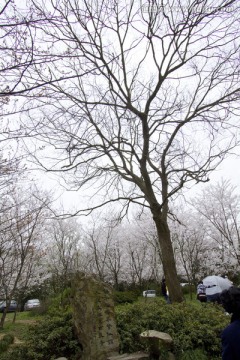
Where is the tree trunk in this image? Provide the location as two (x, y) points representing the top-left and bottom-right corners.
(12, 311), (17, 324)
(0, 310), (7, 329)
(154, 216), (184, 303)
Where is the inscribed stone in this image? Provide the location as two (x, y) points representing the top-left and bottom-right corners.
(71, 273), (120, 360)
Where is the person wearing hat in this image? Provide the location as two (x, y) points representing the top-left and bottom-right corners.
(220, 286), (240, 360)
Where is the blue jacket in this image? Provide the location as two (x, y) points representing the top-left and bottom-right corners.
(221, 319), (240, 360)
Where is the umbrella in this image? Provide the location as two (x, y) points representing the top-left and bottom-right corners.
(203, 275), (232, 295)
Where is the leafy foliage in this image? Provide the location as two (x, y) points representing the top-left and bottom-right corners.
(1, 313), (81, 360)
(45, 289), (72, 317)
(115, 298), (229, 359)
(0, 333), (14, 354)
(178, 348), (208, 360)
(0, 295), (230, 360)
(113, 290), (139, 304)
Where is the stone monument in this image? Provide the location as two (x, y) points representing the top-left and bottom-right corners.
(71, 272), (120, 360)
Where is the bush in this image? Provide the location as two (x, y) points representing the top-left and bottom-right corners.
(27, 304), (48, 317)
(1, 334), (14, 345)
(115, 298), (228, 359)
(0, 295), (228, 360)
(0, 345), (29, 360)
(178, 348), (208, 360)
(113, 290), (139, 304)
(46, 288), (72, 317)
(0, 313), (82, 360)
(181, 285), (192, 295)
(0, 333), (14, 354)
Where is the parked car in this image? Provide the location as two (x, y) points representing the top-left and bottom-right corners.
(143, 290), (156, 298)
(24, 299), (40, 311)
(0, 300), (17, 313)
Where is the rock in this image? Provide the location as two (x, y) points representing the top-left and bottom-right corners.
(71, 272), (120, 360)
(140, 330), (175, 359)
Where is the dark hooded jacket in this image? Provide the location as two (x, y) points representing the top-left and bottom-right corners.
(220, 287), (240, 360)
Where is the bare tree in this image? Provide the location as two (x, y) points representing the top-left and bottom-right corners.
(104, 233), (124, 289)
(127, 237), (152, 287)
(0, 185), (51, 328)
(125, 214), (163, 286)
(0, 119), (23, 195)
(82, 214), (162, 288)
(171, 213), (211, 285)
(8, 0), (240, 301)
(84, 215), (116, 282)
(46, 217), (83, 293)
(192, 180), (240, 274)
(0, 0), (49, 98)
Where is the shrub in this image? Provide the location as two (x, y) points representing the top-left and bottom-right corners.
(27, 304), (48, 317)
(0, 295), (228, 360)
(113, 290), (139, 304)
(1, 334), (14, 345)
(0, 313), (82, 360)
(0, 345), (29, 360)
(115, 298), (228, 359)
(0, 333), (14, 354)
(0, 341), (9, 354)
(181, 285), (192, 295)
(46, 288), (72, 317)
(178, 348), (208, 360)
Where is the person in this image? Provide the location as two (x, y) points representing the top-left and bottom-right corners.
(161, 277), (170, 304)
(219, 286), (240, 360)
(197, 281), (207, 303)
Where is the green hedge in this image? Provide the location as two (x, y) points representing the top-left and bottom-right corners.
(0, 313), (81, 360)
(115, 298), (229, 359)
(1, 297), (230, 360)
(0, 334), (14, 354)
(113, 290), (139, 304)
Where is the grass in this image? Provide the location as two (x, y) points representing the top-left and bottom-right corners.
(0, 311), (43, 342)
